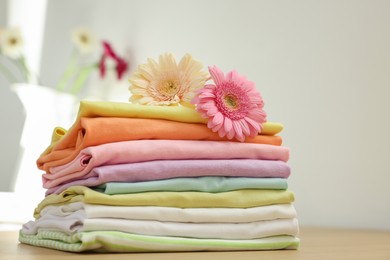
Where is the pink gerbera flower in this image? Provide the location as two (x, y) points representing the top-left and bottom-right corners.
(192, 65), (267, 142)
(99, 41), (129, 80)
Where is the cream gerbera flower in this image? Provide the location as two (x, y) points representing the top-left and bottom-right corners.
(0, 27), (24, 58)
(129, 53), (209, 106)
(71, 27), (97, 54)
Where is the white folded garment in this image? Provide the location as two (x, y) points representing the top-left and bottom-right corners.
(39, 202), (297, 223)
(23, 214), (299, 239)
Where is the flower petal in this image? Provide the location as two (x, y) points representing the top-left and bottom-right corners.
(200, 101), (216, 111)
(238, 119), (250, 136)
(226, 69), (238, 82)
(199, 92), (215, 99)
(203, 84), (216, 90)
(224, 117), (233, 133)
(137, 64), (155, 80)
(206, 106), (219, 116)
(211, 112), (224, 127)
(244, 117), (261, 136)
(159, 53), (177, 71)
(212, 122), (223, 132)
(209, 116), (223, 132)
(208, 65), (225, 86)
(232, 120), (244, 142)
(129, 78), (150, 89)
(217, 125), (227, 138)
(130, 87), (148, 96)
(247, 108), (267, 123)
(226, 127), (235, 140)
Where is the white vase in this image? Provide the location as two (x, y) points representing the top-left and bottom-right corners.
(10, 83), (77, 194)
(0, 84), (25, 192)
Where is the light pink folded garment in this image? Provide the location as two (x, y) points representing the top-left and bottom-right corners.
(45, 159), (291, 195)
(46, 140), (290, 181)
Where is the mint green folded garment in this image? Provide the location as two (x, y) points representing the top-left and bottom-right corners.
(95, 177), (288, 195)
(19, 230), (299, 252)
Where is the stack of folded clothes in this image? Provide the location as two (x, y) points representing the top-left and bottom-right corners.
(19, 53), (299, 252)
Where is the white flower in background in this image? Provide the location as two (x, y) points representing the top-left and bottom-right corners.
(0, 27), (24, 58)
(71, 27), (97, 54)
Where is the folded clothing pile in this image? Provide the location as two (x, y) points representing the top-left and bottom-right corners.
(18, 101), (299, 252)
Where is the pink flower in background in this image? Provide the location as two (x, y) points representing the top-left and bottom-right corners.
(99, 41), (128, 80)
(192, 65), (267, 142)
(102, 41), (117, 58)
(99, 54), (107, 78)
(114, 56), (128, 79)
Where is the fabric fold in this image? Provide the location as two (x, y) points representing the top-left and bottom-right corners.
(48, 139), (290, 177)
(23, 214), (299, 239)
(74, 101), (284, 136)
(94, 177), (288, 194)
(19, 230), (300, 252)
(44, 159), (291, 194)
(38, 117), (283, 173)
(39, 202), (297, 223)
(35, 186), (295, 218)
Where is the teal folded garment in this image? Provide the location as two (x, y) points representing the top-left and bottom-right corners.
(94, 177), (288, 194)
(19, 230), (299, 252)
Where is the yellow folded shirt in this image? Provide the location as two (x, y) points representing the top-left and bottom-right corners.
(34, 186), (295, 218)
(77, 101), (283, 135)
(53, 101), (281, 140)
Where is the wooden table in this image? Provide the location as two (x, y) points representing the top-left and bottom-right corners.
(1, 227), (389, 259)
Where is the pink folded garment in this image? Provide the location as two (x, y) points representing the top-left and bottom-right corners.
(45, 159), (291, 195)
(47, 140), (290, 180)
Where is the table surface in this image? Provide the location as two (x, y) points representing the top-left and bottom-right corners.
(1, 227), (390, 260)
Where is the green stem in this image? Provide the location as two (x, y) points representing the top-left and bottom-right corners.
(8, 57), (25, 80)
(0, 61), (19, 83)
(19, 55), (33, 83)
(70, 64), (97, 95)
(56, 49), (78, 92)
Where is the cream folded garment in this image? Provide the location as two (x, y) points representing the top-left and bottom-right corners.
(44, 159), (291, 194)
(23, 213), (299, 239)
(39, 202), (297, 223)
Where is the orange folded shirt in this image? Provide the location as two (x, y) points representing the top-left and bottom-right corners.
(37, 117), (282, 173)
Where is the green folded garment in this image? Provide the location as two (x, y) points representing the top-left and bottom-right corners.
(95, 177), (288, 194)
(19, 230), (299, 252)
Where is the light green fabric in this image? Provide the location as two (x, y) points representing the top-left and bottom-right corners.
(34, 186), (295, 218)
(19, 230), (299, 252)
(95, 177), (288, 195)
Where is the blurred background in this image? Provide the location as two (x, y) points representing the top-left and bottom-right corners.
(0, 0), (389, 231)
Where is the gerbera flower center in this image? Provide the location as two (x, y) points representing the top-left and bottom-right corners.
(223, 94), (238, 109)
(80, 34), (89, 44)
(158, 80), (179, 97)
(215, 81), (251, 120)
(9, 37), (18, 46)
